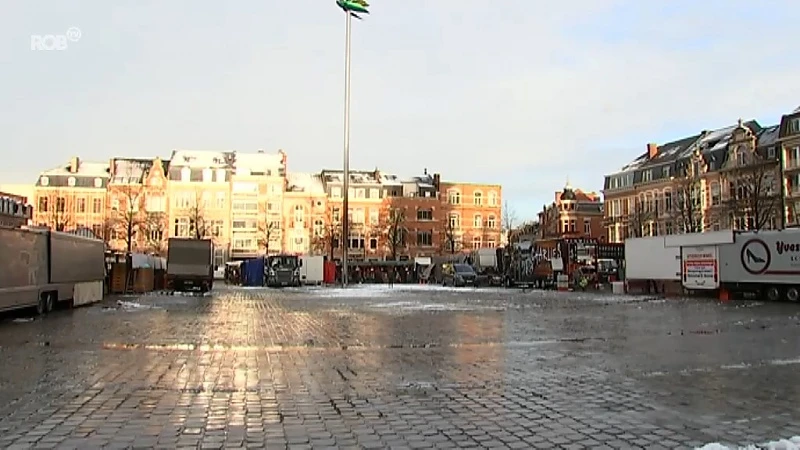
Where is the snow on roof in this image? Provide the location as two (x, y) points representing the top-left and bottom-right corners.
(286, 172), (325, 194)
(758, 125), (780, 147)
(170, 150), (231, 168)
(41, 161), (109, 178)
(235, 152), (283, 172)
(321, 169), (401, 186)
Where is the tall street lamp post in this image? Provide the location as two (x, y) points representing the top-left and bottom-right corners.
(334, 0), (369, 287)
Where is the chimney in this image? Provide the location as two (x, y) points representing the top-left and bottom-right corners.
(69, 156), (80, 174)
(373, 167), (381, 180)
(647, 143), (658, 159)
(423, 168), (428, 175)
(433, 173), (441, 192)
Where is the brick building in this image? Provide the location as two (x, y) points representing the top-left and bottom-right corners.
(440, 181), (502, 252)
(602, 118), (782, 243)
(384, 171), (442, 259)
(538, 182), (604, 240)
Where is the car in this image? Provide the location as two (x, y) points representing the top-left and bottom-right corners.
(442, 263), (478, 287)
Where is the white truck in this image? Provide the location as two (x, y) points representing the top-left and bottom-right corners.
(299, 255), (324, 285)
(675, 229), (800, 302)
(0, 226), (106, 314)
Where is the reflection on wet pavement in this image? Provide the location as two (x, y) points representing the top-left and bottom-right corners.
(0, 285), (798, 448)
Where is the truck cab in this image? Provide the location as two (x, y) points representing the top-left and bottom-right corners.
(265, 254), (302, 287)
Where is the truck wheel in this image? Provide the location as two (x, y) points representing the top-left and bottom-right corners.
(36, 294), (52, 316)
(765, 287), (781, 302)
(45, 294), (54, 313)
(786, 287), (800, 302)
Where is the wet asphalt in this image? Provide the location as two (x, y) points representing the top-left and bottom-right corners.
(0, 284), (798, 449)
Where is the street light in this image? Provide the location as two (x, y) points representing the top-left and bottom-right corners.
(335, 0), (369, 287)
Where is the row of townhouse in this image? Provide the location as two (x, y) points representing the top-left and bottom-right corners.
(25, 150), (503, 264)
(602, 106), (800, 242)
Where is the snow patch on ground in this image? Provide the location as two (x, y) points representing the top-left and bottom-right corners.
(304, 284), (504, 298)
(697, 436), (800, 449)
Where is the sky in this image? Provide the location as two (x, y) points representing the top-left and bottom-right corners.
(2, 0), (800, 221)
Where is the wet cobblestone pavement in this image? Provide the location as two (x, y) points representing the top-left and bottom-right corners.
(1, 285), (799, 449)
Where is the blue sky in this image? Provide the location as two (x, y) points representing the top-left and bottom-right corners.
(2, 0), (800, 221)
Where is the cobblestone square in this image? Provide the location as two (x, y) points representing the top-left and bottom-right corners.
(0, 285), (799, 449)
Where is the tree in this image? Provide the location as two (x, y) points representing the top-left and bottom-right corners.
(257, 200), (280, 255)
(142, 213), (167, 255)
(47, 190), (72, 232)
(440, 214), (458, 254)
(626, 197), (653, 238)
(383, 206), (406, 260)
(502, 201), (518, 245)
(721, 156), (780, 231)
(312, 211), (339, 260)
(188, 191), (209, 239)
(110, 182), (143, 254)
(670, 168), (704, 234)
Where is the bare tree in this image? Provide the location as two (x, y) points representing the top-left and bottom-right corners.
(259, 220), (279, 255)
(383, 206), (407, 260)
(311, 210), (339, 260)
(502, 201), (518, 245)
(670, 169), (703, 234)
(626, 197), (653, 238)
(110, 182), (143, 254)
(722, 156), (780, 231)
(47, 189), (72, 232)
(188, 192), (209, 239)
(440, 214), (458, 254)
(142, 213), (167, 255)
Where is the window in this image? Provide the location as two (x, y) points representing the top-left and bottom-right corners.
(473, 214), (483, 228)
(68, 177), (76, 187)
(92, 224), (103, 239)
(56, 197), (66, 213)
(202, 169), (213, 183)
(642, 170), (652, 182)
(448, 190), (461, 205)
(369, 188), (379, 199)
(736, 151), (746, 166)
(76, 198), (86, 213)
(767, 146), (776, 159)
(662, 166), (671, 178)
(369, 208), (379, 225)
(355, 188), (365, 199)
(417, 209), (433, 221)
(369, 238), (378, 250)
(348, 236), (365, 249)
(488, 191), (498, 206)
(40, 176), (49, 186)
(173, 218), (190, 237)
(180, 167), (191, 182)
(313, 219), (324, 237)
(664, 191), (672, 212)
(711, 182), (720, 206)
(201, 191), (211, 209)
(294, 205), (304, 224)
(472, 236), (482, 249)
(473, 191), (483, 206)
(94, 178), (102, 188)
(487, 215), (496, 228)
(562, 220), (569, 234)
(331, 187), (342, 198)
(569, 219), (576, 233)
(417, 231), (433, 247)
(332, 207), (341, 223)
(216, 169), (226, 183)
(449, 214), (460, 228)
(38, 197), (48, 212)
(232, 200), (258, 213)
(584, 219), (591, 234)
(216, 192), (226, 209)
(790, 118), (800, 134)
(353, 208), (365, 224)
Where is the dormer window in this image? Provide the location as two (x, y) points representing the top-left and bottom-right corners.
(40, 176), (49, 186)
(642, 170), (652, 182)
(94, 178), (102, 188)
(67, 177), (76, 187)
(180, 167), (191, 182)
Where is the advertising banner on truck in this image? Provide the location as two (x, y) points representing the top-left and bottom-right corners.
(682, 245), (719, 290)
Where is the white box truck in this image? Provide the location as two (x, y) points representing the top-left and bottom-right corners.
(299, 255), (324, 285)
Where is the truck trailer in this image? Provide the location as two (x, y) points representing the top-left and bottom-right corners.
(677, 229), (800, 302)
(0, 226), (106, 314)
(166, 238), (214, 292)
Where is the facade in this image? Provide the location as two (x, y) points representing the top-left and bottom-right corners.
(779, 107), (800, 226)
(385, 171), (442, 259)
(283, 172), (328, 255)
(440, 181), (502, 251)
(228, 151), (286, 258)
(0, 191), (32, 228)
(603, 119), (782, 243)
(319, 169), (402, 261)
(538, 182), (604, 240)
(106, 157), (170, 254)
(33, 157), (109, 236)
(166, 150), (232, 267)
